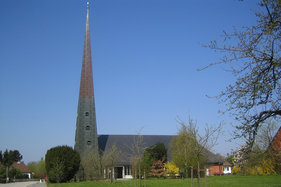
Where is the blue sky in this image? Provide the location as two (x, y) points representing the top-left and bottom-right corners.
(0, 0), (259, 163)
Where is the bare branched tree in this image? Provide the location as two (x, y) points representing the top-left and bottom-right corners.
(128, 129), (144, 187)
(102, 144), (120, 183)
(201, 0), (281, 151)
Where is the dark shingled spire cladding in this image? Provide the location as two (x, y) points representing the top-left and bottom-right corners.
(75, 2), (98, 156)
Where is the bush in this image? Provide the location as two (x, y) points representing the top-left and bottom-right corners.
(45, 145), (80, 183)
(164, 162), (179, 177)
(232, 166), (240, 174)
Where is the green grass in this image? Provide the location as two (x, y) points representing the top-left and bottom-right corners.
(47, 175), (281, 187)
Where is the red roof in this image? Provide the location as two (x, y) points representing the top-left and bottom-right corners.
(12, 162), (31, 173)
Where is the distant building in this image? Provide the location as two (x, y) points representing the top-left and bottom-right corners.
(12, 162), (32, 179)
(223, 161), (232, 175)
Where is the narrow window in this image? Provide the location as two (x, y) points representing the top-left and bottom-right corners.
(87, 141), (91, 145)
(85, 112), (89, 116)
(86, 126), (90, 130)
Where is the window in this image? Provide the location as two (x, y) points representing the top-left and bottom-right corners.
(86, 126), (90, 130)
(125, 166), (131, 175)
(87, 141), (91, 145)
(85, 112), (89, 116)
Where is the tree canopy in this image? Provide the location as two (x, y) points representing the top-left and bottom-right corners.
(203, 0), (281, 150)
(1, 150), (22, 167)
(45, 145), (80, 183)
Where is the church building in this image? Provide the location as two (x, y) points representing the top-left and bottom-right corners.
(74, 2), (223, 179)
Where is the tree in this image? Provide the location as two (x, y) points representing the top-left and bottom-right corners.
(230, 119), (279, 174)
(255, 119), (279, 150)
(0, 151), (2, 163)
(27, 159), (46, 179)
(0, 163), (5, 180)
(202, 0), (281, 151)
(145, 143), (167, 162)
(141, 142), (167, 176)
(171, 118), (222, 187)
(45, 145), (80, 183)
(171, 123), (197, 178)
(0, 149), (23, 182)
(80, 151), (102, 181)
(129, 132), (144, 187)
(149, 160), (165, 178)
(102, 144), (120, 182)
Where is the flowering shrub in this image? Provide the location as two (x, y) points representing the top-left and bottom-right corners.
(232, 166), (240, 174)
(164, 162), (179, 177)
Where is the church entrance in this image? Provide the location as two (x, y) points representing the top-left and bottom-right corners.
(116, 167), (123, 178)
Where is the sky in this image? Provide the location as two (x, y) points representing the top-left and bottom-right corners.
(0, 0), (260, 163)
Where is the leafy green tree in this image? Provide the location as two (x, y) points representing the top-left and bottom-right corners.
(0, 163), (5, 180)
(171, 118), (222, 187)
(171, 122), (197, 177)
(0, 151), (2, 163)
(45, 145), (80, 183)
(80, 151), (102, 181)
(27, 159), (46, 179)
(146, 143), (167, 162)
(141, 143), (167, 176)
(202, 0), (281, 151)
(0, 149), (22, 182)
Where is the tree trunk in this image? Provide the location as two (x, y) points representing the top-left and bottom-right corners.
(197, 161), (200, 187)
(6, 166), (9, 183)
(134, 169), (137, 187)
(139, 165), (141, 187)
(204, 166), (207, 187)
(144, 170), (146, 187)
(191, 167), (193, 187)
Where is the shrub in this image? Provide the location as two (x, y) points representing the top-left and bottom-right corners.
(164, 162), (179, 177)
(232, 166), (240, 174)
(45, 145), (80, 183)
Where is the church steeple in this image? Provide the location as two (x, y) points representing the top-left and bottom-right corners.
(75, 1), (98, 156)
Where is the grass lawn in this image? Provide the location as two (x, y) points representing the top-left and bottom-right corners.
(47, 175), (281, 187)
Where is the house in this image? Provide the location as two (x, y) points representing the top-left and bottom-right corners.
(11, 162), (32, 179)
(223, 161), (232, 174)
(206, 161), (232, 176)
(98, 134), (223, 179)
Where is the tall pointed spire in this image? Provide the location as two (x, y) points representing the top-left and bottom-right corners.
(75, 1), (98, 156)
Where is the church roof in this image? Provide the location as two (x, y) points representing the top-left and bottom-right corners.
(98, 134), (223, 166)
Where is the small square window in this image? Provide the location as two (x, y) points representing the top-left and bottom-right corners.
(86, 126), (90, 130)
(87, 141), (91, 145)
(85, 112), (89, 116)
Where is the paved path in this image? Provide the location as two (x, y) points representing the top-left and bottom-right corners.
(0, 182), (47, 187)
